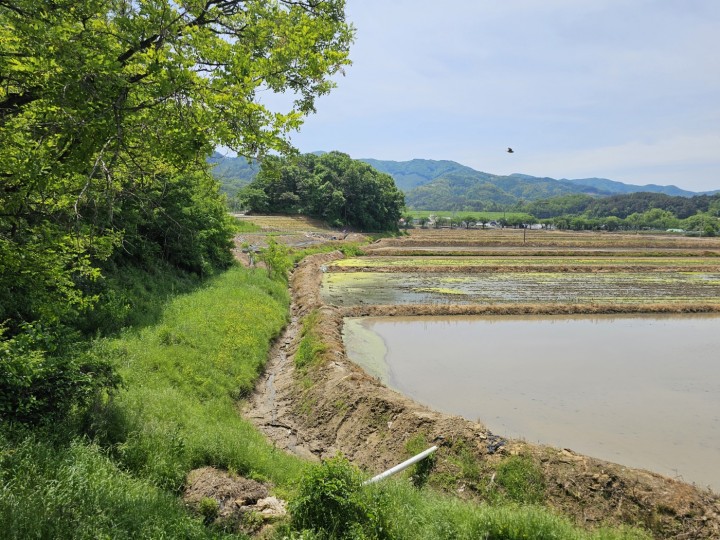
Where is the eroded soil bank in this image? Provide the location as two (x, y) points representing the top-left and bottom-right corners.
(244, 251), (720, 539)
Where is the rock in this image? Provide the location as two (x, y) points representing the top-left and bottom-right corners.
(255, 496), (287, 519)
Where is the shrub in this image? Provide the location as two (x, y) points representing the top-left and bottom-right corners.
(259, 239), (293, 281)
(198, 497), (219, 524)
(404, 435), (436, 488)
(0, 324), (121, 425)
(289, 454), (378, 539)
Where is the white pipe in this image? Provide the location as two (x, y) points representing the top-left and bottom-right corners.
(363, 446), (438, 485)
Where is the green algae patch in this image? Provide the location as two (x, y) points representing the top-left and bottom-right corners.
(323, 270), (720, 307)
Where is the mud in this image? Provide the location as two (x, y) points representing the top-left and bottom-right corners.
(244, 250), (720, 539)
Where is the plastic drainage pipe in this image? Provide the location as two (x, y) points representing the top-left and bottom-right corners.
(363, 446), (438, 485)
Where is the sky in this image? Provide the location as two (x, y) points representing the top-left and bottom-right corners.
(272, 0), (720, 193)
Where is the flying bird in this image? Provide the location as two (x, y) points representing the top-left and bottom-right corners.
(507, 147), (514, 153)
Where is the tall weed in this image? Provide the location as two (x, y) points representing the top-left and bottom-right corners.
(95, 266), (306, 490)
(0, 432), (230, 539)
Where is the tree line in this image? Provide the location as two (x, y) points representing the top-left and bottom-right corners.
(519, 192), (720, 234)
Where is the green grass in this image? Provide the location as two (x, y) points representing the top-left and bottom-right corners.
(0, 433), (230, 540)
(232, 218), (262, 232)
(102, 266), (306, 491)
(367, 479), (650, 540)
(0, 264), (307, 538)
(278, 456), (650, 540)
(295, 310), (327, 370)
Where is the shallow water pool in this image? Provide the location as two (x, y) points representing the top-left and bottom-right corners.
(343, 314), (720, 491)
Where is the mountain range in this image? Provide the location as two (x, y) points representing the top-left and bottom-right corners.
(209, 153), (717, 210)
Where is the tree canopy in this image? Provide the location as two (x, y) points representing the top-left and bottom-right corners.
(1, 0), (353, 422)
(1, 0), (352, 323)
(240, 151), (405, 231)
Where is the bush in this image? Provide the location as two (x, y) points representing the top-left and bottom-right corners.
(259, 239), (293, 281)
(0, 324), (121, 425)
(404, 435), (436, 488)
(289, 455), (379, 539)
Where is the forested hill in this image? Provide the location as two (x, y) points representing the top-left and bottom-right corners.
(358, 158), (482, 191)
(209, 153), (717, 211)
(564, 176), (698, 197)
(208, 152), (259, 197)
(362, 160), (708, 197)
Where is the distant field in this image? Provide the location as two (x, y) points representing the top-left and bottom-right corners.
(322, 228), (720, 314)
(323, 270), (720, 307)
(232, 214), (331, 232)
(371, 228), (720, 250)
(406, 210), (532, 222)
(330, 256), (720, 272)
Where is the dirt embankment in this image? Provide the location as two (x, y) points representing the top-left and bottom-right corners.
(244, 251), (720, 539)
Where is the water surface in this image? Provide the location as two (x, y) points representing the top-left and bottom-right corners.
(343, 314), (720, 491)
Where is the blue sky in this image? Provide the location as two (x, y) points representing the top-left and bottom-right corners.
(275, 0), (720, 192)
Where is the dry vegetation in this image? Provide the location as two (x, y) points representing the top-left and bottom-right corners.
(369, 228), (720, 251)
(233, 214), (333, 232)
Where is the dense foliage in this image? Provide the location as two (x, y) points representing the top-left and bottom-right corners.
(1, 0), (353, 424)
(524, 192), (720, 220)
(239, 151), (405, 231)
(517, 192), (720, 234)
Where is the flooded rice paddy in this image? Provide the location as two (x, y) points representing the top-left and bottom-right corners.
(343, 314), (720, 491)
(323, 271), (720, 306)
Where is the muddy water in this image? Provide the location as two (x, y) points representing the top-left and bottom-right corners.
(343, 314), (720, 491)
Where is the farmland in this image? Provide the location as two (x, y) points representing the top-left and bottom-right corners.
(243, 222), (720, 539)
(322, 229), (720, 315)
(330, 255), (720, 270)
(370, 227), (720, 250)
(405, 210), (534, 222)
(323, 270), (720, 307)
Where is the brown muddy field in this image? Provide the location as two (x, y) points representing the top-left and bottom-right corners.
(243, 226), (720, 539)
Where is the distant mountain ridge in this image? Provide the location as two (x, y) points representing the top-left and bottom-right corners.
(208, 153), (717, 210)
(559, 176), (697, 197)
(357, 158), (718, 211)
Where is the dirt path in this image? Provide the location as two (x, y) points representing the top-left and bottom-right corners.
(244, 250), (720, 539)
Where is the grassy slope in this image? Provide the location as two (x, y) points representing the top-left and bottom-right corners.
(1, 260), (651, 539)
(1, 265), (305, 539)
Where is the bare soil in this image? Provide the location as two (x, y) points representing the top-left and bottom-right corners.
(242, 230), (720, 539)
(184, 467), (286, 535)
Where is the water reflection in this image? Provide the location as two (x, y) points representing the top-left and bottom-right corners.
(343, 314), (720, 492)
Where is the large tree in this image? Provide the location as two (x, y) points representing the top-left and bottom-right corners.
(242, 151), (405, 231)
(0, 0), (352, 422)
(1, 0), (352, 326)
